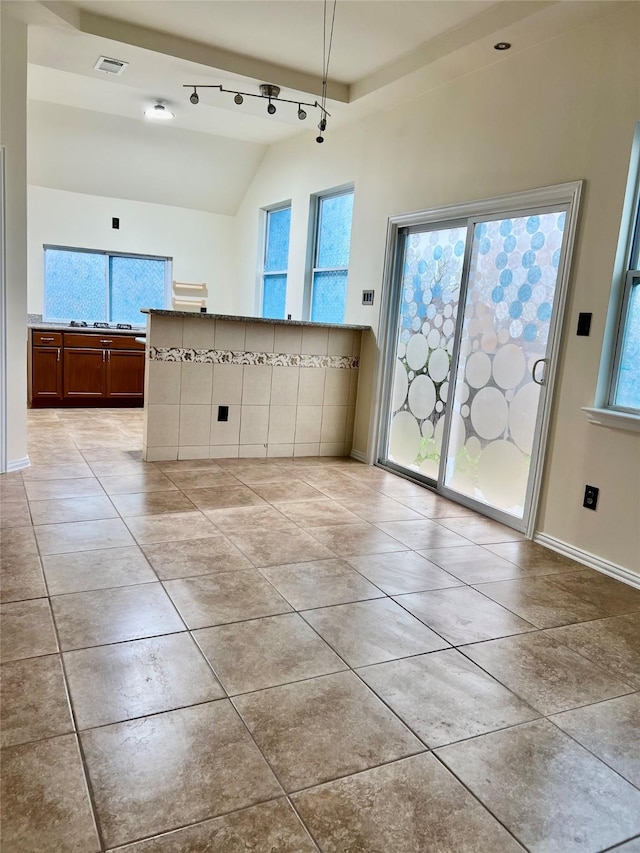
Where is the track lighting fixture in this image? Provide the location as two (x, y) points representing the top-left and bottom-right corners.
(182, 0), (337, 143)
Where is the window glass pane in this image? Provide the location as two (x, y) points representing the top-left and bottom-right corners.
(265, 207), (291, 272)
(614, 279), (640, 409)
(110, 256), (166, 325)
(263, 274), (287, 320)
(44, 249), (106, 322)
(317, 192), (354, 268)
(311, 270), (347, 324)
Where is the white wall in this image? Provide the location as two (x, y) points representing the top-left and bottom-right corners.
(28, 186), (236, 318)
(0, 9), (29, 470)
(234, 4), (640, 575)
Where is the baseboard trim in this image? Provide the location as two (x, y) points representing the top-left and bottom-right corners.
(6, 455), (30, 472)
(350, 449), (367, 464)
(534, 532), (640, 590)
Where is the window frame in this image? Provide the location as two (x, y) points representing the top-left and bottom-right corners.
(42, 244), (171, 326)
(306, 185), (354, 323)
(259, 202), (291, 320)
(607, 200), (640, 414)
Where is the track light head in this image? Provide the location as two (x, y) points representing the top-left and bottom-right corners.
(234, 93), (244, 105)
(316, 135), (324, 144)
(267, 101), (276, 115)
(318, 118), (327, 132)
(297, 106), (307, 120)
(189, 90), (199, 105)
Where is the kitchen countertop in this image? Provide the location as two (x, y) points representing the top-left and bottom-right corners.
(29, 323), (145, 337)
(142, 309), (370, 331)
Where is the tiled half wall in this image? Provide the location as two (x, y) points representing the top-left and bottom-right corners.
(143, 316), (362, 461)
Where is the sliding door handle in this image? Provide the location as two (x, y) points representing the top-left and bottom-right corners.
(532, 358), (549, 386)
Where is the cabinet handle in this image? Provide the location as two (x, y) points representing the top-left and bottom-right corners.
(108, 350), (111, 363)
(102, 350), (106, 363)
(40, 337), (55, 342)
(99, 339), (113, 344)
(56, 348), (61, 362)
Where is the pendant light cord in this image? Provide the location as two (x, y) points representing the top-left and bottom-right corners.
(321, 0), (337, 118)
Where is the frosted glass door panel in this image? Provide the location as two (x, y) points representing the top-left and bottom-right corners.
(443, 211), (566, 517)
(387, 226), (467, 479)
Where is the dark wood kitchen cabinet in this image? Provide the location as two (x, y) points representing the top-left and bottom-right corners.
(31, 345), (63, 401)
(29, 329), (145, 408)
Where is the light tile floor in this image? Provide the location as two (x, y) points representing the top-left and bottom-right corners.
(1, 409), (640, 852)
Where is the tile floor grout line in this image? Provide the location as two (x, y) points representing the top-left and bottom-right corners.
(29, 517), (109, 853)
(429, 748), (532, 852)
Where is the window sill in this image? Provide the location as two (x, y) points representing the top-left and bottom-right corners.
(582, 407), (640, 433)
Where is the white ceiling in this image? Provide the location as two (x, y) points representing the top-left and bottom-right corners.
(17, 0), (616, 146)
(10, 0), (618, 212)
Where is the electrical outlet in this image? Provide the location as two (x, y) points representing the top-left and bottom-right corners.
(217, 405), (229, 422)
(112, 217), (120, 230)
(576, 312), (592, 336)
(583, 484), (599, 510)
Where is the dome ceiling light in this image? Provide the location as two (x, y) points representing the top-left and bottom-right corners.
(144, 100), (175, 120)
(183, 0), (337, 143)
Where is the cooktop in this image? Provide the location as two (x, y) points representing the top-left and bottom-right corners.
(69, 321), (134, 330)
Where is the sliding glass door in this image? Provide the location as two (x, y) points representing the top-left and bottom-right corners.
(379, 185), (581, 532)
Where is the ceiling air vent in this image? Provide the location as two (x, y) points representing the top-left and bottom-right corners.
(94, 56), (128, 75)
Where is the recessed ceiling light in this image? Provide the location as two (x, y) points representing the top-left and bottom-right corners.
(494, 42), (511, 51)
(144, 101), (175, 120)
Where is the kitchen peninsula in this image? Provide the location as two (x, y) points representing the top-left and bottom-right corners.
(141, 309), (369, 461)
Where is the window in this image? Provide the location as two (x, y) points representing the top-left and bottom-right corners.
(610, 200), (640, 412)
(261, 206), (291, 319)
(310, 189), (354, 324)
(43, 246), (169, 326)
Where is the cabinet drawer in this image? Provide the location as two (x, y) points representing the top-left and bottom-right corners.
(63, 332), (145, 350)
(32, 331), (62, 347)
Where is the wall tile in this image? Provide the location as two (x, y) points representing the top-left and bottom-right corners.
(209, 446), (239, 459)
(295, 406), (323, 444)
(150, 317), (183, 348)
(245, 323), (275, 353)
(145, 446), (179, 462)
(210, 405), (241, 446)
(298, 369), (325, 406)
(146, 405), (179, 447)
(352, 330), (363, 357)
(301, 327), (328, 356)
(242, 366), (273, 406)
(212, 364), (243, 405)
(146, 362), (181, 405)
(346, 406), (356, 446)
(240, 406), (269, 445)
(274, 326), (303, 354)
(324, 369), (351, 406)
(294, 443), (320, 457)
(178, 446), (210, 460)
(179, 405), (212, 447)
(321, 406), (348, 444)
(328, 328), (354, 357)
(349, 369), (359, 407)
(215, 320), (246, 351)
(272, 366), (299, 405)
(267, 443), (295, 458)
(268, 406), (297, 444)
(180, 364), (213, 405)
(239, 445), (268, 458)
(182, 317), (215, 349)
(320, 442), (345, 456)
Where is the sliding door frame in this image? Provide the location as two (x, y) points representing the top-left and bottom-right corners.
(373, 181), (583, 537)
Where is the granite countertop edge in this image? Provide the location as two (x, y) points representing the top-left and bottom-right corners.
(141, 309), (370, 331)
(29, 323), (145, 337)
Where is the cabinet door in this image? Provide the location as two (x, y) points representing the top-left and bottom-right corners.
(106, 349), (145, 398)
(63, 348), (106, 398)
(32, 346), (63, 400)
